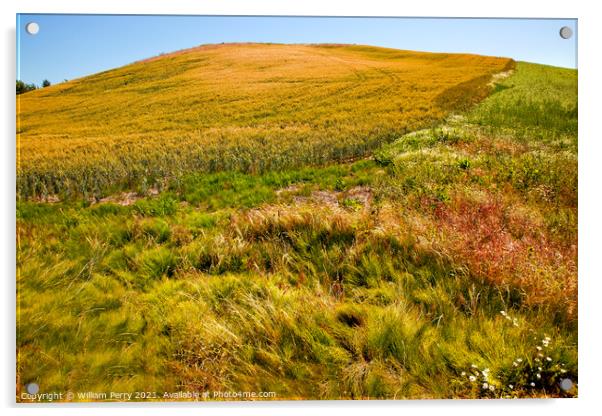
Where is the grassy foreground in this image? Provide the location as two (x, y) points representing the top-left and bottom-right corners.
(17, 54), (576, 400)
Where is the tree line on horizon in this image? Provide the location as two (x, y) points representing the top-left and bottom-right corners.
(16, 79), (51, 95)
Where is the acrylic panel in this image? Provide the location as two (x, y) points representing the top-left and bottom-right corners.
(16, 14), (578, 402)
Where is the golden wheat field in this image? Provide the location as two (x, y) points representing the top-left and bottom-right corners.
(17, 43), (513, 199)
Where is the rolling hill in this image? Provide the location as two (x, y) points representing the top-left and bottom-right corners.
(17, 43), (513, 199)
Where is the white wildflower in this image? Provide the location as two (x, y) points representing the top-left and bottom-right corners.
(482, 383), (489, 389)
(469, 375), (476, 382)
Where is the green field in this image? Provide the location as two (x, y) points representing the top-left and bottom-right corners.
(16, 45), (577, 400)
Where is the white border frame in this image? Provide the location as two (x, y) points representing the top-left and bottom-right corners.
(3, 1), (600, 415)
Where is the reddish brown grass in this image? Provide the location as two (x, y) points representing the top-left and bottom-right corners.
(425, 191), (577, 319)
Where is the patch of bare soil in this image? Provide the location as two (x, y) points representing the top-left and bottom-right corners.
(30, 186), (162, 206)
(275, 184), (302, 196)
(97, 186), (161, 206)
(346, 186), (372, 207)
(97, 192), (140, 206)
(488, 70), (514, 87)
(287, 186), (373, 211)
(32, 194), (60, 203)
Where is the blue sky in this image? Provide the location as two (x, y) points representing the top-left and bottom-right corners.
(17, 15), (577, 85)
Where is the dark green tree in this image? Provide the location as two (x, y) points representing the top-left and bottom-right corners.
(42, 79), (51, 88)
(16, 80), (37, 94)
